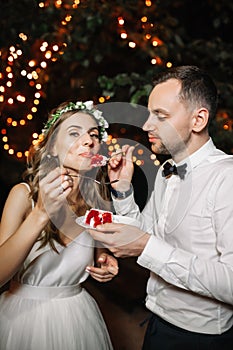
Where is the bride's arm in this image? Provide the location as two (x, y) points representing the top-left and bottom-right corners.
(0, 183), (49, 287)
(0, 168), (72, 287)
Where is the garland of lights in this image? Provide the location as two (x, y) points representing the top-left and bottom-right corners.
(1, 0), (231, 165)
(0, 0), (165, 165)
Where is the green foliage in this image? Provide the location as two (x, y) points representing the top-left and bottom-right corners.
(98, 72), (156, 105)
(1, 0), (233, 153)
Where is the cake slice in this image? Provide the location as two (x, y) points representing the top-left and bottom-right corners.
(84, 208), (113, 228)
(91, 154), (108, 167)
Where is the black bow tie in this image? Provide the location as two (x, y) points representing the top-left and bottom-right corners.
(162, 162), (187, 180)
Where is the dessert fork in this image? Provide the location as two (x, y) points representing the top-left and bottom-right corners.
(69, 174), (119, 185)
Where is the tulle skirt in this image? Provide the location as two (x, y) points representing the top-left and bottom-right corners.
(0, 281), (113, 350)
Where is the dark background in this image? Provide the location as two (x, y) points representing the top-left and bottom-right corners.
(1, 2), (233, 348)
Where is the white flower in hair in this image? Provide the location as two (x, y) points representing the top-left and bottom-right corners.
(101, 131), (108, 142)
(84, 101), (94, 110)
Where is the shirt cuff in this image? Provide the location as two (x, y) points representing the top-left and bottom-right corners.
(111, 192), (136, 215)
(137, 235), (174, 274)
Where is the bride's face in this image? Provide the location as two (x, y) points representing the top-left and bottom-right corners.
(53, 112), (101, 172)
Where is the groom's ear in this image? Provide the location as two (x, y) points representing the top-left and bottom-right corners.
(192, 108), (209, 132)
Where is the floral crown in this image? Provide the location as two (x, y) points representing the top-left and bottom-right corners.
(42, 100), (109, 142)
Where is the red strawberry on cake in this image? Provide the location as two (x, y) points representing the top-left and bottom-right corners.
(91, 154), (108, 167)
(84, 209), (113, 228)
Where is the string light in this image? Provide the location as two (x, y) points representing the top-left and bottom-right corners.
(0, 1), (78, 160)
(3, 0), (229, 167)
(0, 0), (164, 165)
(129, 41), (136, 48)
(98, 96), (105, 103)
(145, 1), (152, 6)
(120, 32), (127, 39)
(116, 2), (167, 71)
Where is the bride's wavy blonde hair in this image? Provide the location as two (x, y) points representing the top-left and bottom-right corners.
(23, 101), (111, 251)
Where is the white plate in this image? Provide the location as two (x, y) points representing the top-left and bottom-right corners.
(113, 215), (141, 227)
(76, 214), (140, 229)
(76, 216), (96, 229)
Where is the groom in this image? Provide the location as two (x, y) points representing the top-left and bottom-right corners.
(88, 65), (233, 349)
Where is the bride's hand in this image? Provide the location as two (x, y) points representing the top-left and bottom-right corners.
(36, 167), (73, 219)
(86, 252), (119, 282)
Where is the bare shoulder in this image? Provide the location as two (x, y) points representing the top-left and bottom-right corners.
(9, 182), (31, 200)
(10, 182), (31, 195)
(0, 183), (33, 243)
(3, 183), (32, 217)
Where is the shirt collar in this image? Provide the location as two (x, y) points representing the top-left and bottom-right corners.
(176, 138), (216, 173)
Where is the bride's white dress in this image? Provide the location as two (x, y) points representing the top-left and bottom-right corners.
(0, 230), (113, 350)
